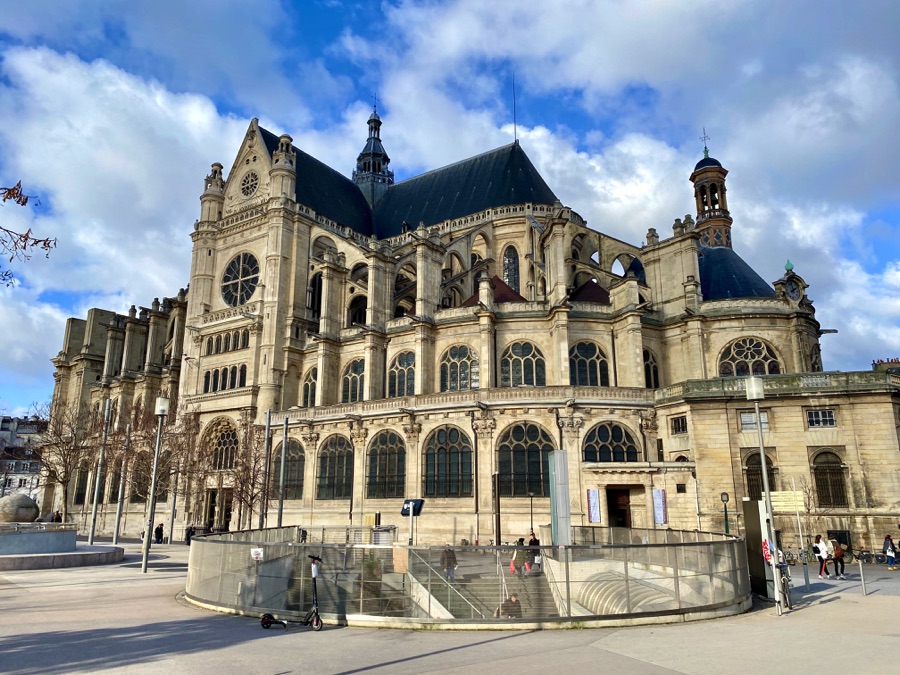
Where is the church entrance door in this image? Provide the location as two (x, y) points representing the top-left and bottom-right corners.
(606, 488), (631, 528)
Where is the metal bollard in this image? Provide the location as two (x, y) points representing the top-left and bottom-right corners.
(800, 550), (810, 591)
(859, 558), (867, 596)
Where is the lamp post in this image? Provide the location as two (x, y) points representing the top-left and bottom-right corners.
(528, 491), (535, 533)
(88, 398), (111, 545)
(721, 492), (730, 534)
(746, 376), (781, 611)
(141, 395), (169, 573)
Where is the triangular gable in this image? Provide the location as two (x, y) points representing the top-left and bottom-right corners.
(460, 275), (528, 307)
(569, 279), (611, 305)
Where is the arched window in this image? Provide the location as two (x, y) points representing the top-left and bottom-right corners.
(316, 435), (354, 499)
(503, 245), (520, 293)
(813, 451), (848, 508)
(341, 359), (365, 403)
(423, 426), (473, 497)
(73, 462), (90, 505)
(644, 349), (659, 389)
(241, 329), (250, 349)
(388, 351), (415, 398)
(302, 368), (317, 408)
(719, 337), (782, 377)
(367, 431), (406, 499)
(569, 342), (610, 386)
(107, 458), (123, 504)
(497, 422), (554, 497)
(348, 295), (367, 327)
(206, 337), (214, 356)
(129, 454), (149, 503)
(440, 345), (479, 392)
(239, 364), (247, 387)
(213, 428), (238, 471)
(233, 331), (240, 350)
(223, 333), (231, 352)
(271, 439), (305, 500)
(582, 422), (640, 462)
(215, 335), (222, 354)
(221, 367), (229, 390)
(229, 366), (237, 389)
(745, 454), (775, 501)
(212, 370), (220, 392)
(307, 273), (323, 320)
(500, 341), (545, 387)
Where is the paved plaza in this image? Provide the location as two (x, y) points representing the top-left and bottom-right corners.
(1, 540), (899, 674)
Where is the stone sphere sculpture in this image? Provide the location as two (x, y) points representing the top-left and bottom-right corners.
(0, 493), (39, 523)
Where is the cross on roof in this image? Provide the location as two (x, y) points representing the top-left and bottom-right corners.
(700, 127), (710, 158)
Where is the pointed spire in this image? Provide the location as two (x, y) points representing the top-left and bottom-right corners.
(353, 104), (394, 208)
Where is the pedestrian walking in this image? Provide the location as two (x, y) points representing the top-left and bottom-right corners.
(884, 534), (897, 570)
(527, 531), (541, 573)
(829, 536), (847, 579)
(511, 538), (527, 578)
(440, 544), (458, 583)
(813, 534), (830, 579)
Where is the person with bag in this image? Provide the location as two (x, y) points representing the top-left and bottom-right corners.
(440, 543), (458, 583)
(528, 531), (541, 573)
(883, 534), (897, 570)
(813, 534), (830, 579)
(829, 536), (846, 579)
(511, 538), (527, 578)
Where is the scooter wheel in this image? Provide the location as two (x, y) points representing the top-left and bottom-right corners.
(311, 614), (323, 631)
(261, 613), (274, 629)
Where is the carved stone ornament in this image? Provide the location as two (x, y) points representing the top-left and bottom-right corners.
(402, 421), (422, 442)
(557, 412), (584, 438)
(349, 422), (369, 447)
(471, 414), (495, 439)
(640, 409), (659, 432)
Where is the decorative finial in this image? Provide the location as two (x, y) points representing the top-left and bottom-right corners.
(785, 259), (794, 272)
(700, 127), (710, 158)
(371, 92), (380, 114)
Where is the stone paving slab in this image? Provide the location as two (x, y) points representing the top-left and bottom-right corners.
(0, 543), (898, 674)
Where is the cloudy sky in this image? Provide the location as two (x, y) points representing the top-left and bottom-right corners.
(1, 0), (898, 415)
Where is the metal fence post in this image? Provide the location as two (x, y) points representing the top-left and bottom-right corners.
(623, 546), (632, 613)
(673, 545), (682, 609)
(564, 546), (572, 617)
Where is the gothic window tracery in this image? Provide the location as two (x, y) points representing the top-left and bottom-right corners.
(271, 439), (304, 500)
(503, 245), (520, 293)
(582, 422), (640, 462)
(569, 342), (610, 386)
(303, 368), (317, 408)
(440, 345), (479, 391)
(341, 359), (365, 403)
(316, 435), (353, 500)
(366, 431), (405, 499)
(423, 426), (473, 497)
(213, 428), (238, 471)
(718, 337), (782, 377)
(500, 341), (545, 387)
(497, 422), (554, 497)
(221, 252), (259, 307)
(644, 349), (660, 389)
(388, 351), (415, 397)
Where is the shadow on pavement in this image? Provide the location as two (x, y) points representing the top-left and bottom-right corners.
(0, 616), (266, 675)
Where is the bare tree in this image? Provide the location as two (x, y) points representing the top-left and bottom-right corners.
(33, 400), (95, 522)
(228, 422), (268, 530)
(2, 181), (56, 286)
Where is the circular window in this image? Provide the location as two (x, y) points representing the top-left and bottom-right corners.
(221, 252), (260, 307)
(240, 171), (259, 197)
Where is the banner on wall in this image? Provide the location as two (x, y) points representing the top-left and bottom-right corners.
(587, 489), (601, 523)
(653, 489), (668, 525)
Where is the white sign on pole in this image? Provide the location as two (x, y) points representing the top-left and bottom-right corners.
(770, 491), (804, 511)
(250, 547), (264, 562)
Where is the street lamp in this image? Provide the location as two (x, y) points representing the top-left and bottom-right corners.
(528, 492), (535, 533)
(88, 398), (111, 545)
(721, 492), (730, 534)
(141, 395), (169, 573)
(746, 376), (781, 611)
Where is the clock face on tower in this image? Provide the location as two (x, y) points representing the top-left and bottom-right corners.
(221, 252), (260, 307)
(785, 280), (801, 301)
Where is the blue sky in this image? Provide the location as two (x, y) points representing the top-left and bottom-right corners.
(1, 0), (899, 415)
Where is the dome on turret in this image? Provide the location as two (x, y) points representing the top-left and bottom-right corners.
(694, 156), (722, 171)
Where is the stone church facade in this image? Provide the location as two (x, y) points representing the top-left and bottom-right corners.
(49, 112), (900, 550)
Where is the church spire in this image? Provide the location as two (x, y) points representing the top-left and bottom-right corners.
(353, 105), (394, 208)
(689, 130), (732, 248)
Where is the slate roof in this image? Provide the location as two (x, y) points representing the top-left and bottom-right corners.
(257, 128), (557, 240)
(373, 143), (557, 238)
(460, 275), (527, 307)
(694, 156), (723, 171)
(569, 279), (611, 304)
(697, 245), (775, 301)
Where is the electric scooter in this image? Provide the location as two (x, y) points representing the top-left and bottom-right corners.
(261, 554), (323, 631)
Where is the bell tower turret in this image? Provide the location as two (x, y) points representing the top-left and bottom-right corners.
(689, 131), (732, 248)
(353, 107), (394, 208)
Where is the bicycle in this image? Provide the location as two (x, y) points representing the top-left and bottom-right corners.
(774, 561), (792, 615)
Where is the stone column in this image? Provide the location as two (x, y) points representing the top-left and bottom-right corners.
(300, 425), (319, 510)
(471, 412), (496, 544)
(402, 413), (422, 499)
(557, 405), (585, 532)
(349, 421), (369, 526)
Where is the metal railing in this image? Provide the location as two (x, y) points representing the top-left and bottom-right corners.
(0, 523), (77, 534)
(186, 526), (750, 626)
